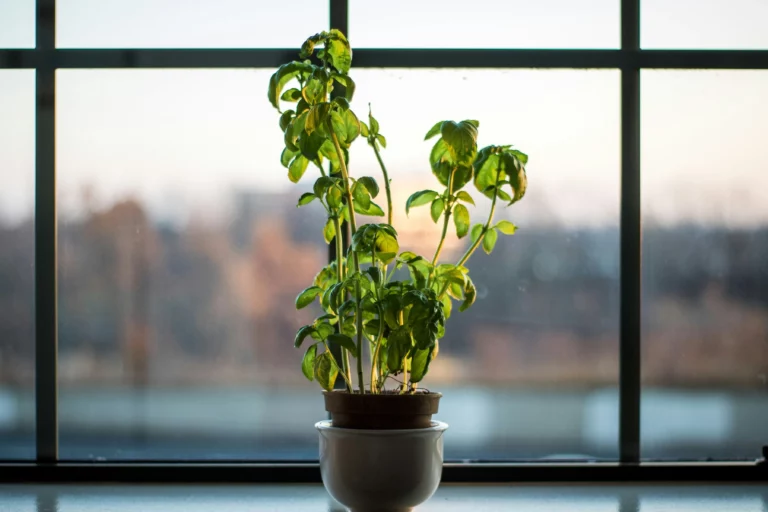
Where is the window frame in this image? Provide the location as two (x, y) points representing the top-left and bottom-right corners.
(0, 0), (766, 481)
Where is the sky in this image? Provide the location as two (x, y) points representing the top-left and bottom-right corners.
(1, 0), (767, 227)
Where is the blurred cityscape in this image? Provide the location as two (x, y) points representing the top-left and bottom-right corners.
(0, 185), (767, 461)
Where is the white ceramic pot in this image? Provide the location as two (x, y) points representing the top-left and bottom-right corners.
(316, 420), (448, 512)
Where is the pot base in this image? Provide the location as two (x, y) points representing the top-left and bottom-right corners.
(350, 508), (412, 512)
(317, 420), (447, 511)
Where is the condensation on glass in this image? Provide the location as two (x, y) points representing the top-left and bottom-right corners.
(349, 0), (620, 49)
(0, 0), (35, 48)
(0, 70), (36, 459)
(642, 0), (768, 49)
(641, 70), (768, 459)
(56, 0), (328, 48)
(55, 68), (620, 461)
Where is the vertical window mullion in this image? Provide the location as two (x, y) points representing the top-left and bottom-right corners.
(35, 0), (58, 463)
(620, 0), (641, 464)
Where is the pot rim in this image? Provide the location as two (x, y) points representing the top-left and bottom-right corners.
(315, 419), (448, 434)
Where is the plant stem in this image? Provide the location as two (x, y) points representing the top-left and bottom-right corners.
(327, 119), (364, 394)
(333, 215), (352, 391)
(456, 174), (501, 268)
(431, 170), (456, 266)
(399, 311), (409, 394)
(371, 142), (393, 226)
(370, 306), (385, 394)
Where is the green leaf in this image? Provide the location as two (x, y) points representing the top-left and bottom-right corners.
(313, 176), (335, 198)
(509, 149), (528, 165)
(495, 220), (518, 235)
(327, 186), (342, 209)
(297, 192), (316, 207)
(456, 191), (475, 205)
(268, 61), (311, 111)
(496, 188), (512, 202)
(314, 351), (339, 391)
(482, 228), (498, 254)
(369, 112), (380, 135)
(299, 131), (326, 163)
(360, 121), (370, 138)
(429, 139), (453, 186)
(301, 77), (326, 104)
(353, 200), (385, 217)
(365, 266), (382, 285)
(295, 286), (322, 309)
(281, 147), (298, 168)
(409, 346), (435, 383)
(330, 110), (361, 147)
(470, 223), (484, 244)
(305, 103), (331, 135)
(424, 121), (443, 140)
(405, 190), (438, 215)
(294, 325), (315, 348)
(459, 276), (476, 312)
(453, 204), (470, 239)
(376, 134), (387, 148)
(313, 321), (335, 341)
(387, 327), (411, 373)
(357, 176), (379, 198)
(323, 218), (336, 244)
(279, 110), (295, 132)
(326, 29), (352, 74)
(288, 155), (309, 183)
(327, 333), (356, 353)
(281, 88), (302, 102)
(331, 73), (355, 101)
(332, 97), (350, 111)
(301, 344), (317, 381)
(430, 198), (444, 223)
(440, 120), (478, 166)
(352, 181), (371, 210)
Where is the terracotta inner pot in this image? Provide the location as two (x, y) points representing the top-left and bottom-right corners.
(323, 390), (442, 429)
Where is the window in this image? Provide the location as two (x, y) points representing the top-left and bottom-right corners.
(0, 0), (35, 48)
(641, 70), (768, 460)
(350, 69), (620, 459)
(2, 0), (767, 471)
(0, 70), (35, 460)
(56, 0), (328, 48)
(642, 0), (768, 49)
(349, 0), (620, 49)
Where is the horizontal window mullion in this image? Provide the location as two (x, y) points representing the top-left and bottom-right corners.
(3, 49), (768, 69)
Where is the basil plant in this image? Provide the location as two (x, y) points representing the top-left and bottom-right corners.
(268, 30), (528, 394)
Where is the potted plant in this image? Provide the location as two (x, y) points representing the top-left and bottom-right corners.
(268, 30), (528, 512)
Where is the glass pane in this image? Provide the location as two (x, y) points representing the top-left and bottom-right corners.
(642, 0), (768, 49)
(350, 0), (619, 49)
(57, 69), (326, 460)
(0, 0), (35, 48)
(56, 0), (328, 48)
(642, 70), (768, 459)
(349, 69), (620, 460)
(0, 70), (35, 460)
(58, 68), (620, 461)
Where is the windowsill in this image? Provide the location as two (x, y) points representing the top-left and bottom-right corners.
(2, 482), (767, 511)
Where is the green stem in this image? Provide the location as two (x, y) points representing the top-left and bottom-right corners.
(324, 341), (353, 390)
(398, 311), (409, 394)
(333, 216), (352, 391)
(431, 170), (456, 266)
(327, 119), (364, 394)
(371, 142), (393, 226)
(456, 174), (501, 268)
(370, 306), (385, 394)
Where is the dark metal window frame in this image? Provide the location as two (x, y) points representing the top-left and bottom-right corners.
(0, 0), (766, 482)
